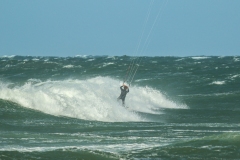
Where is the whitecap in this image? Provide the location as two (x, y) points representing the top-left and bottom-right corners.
(102, 62), (114, 67)
(63, 65), (74, 68)
(210, 81), (225, 85)
(87, 59), (95, 61)
(1, 55), (16, 58)
(0, 77), (187, 122)
(191, 57), (210, 60)
(233, 57), (240, 62)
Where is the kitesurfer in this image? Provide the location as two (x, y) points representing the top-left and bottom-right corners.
(117, 84), (129, 106)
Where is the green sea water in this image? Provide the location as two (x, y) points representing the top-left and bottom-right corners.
(0, 55), (240, 159)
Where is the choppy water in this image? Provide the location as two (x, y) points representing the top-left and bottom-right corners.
(0, 55), (240, 159)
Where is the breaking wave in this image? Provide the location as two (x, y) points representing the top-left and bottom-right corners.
(0, 77), (187, 122)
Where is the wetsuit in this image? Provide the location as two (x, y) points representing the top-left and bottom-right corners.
(117, 86), (129, 105)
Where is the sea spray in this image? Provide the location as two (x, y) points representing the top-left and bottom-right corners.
(0, 77), (186, 122)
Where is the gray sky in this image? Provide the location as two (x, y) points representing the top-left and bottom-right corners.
(1, 0), (239, 57)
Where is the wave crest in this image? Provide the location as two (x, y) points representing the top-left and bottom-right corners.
(0, 77), (187, 122)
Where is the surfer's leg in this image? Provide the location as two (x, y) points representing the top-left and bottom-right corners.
(122, 98), (125, 106)
(117, 96), (121, 101)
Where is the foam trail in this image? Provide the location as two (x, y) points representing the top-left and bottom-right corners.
(0, 77), (187, 122)
(129, 86), (187, 113)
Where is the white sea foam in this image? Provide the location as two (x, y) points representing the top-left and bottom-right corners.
(175, 58), (185, 61)
(233, 57), (240, 62)
(102, 62), (114, 67)
(0, 77), (187, 122)
(63, 65), (82, 68)
(1, 55), (16, 58)
(63, 65), (74, 68)
(229, 74), (240, 80)
(191, 57), (210, 60)
(87, 58), (95, 61)
(75, 55), (89, 58)
(0, 143), (164, 153)
(210, 81), (225, 85)
(134, 78), (152, 82)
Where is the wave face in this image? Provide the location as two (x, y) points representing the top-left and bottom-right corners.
(1, 55), (240, 159)
(0, 77), (186, 122)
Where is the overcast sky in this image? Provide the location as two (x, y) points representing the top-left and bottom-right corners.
(0, 0), (239, 57)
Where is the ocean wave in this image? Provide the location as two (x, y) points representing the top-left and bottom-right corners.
(62, 65), (82, 69)
(0, 55), (16, 58)
(210, 81), (225, 85)
(134, 78), (153, 82)
(0, 77), (187, 122)
(191, 56), (211, 60)
(233, 57), (240, 62)
(62, 65), (74, 68)
(102, 62), (114, 67)
(228, 74), (240, 80)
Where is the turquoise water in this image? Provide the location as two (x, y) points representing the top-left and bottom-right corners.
(0, 55), (240, 159)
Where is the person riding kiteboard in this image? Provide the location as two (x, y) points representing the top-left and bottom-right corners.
(117, 84), (129, 106)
